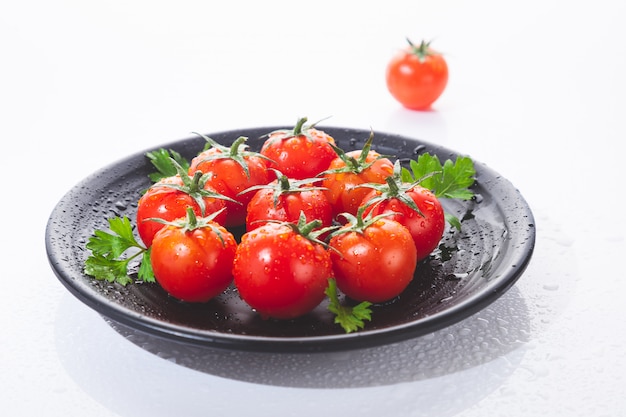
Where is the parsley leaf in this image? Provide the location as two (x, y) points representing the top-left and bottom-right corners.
(146, 148), (190, 182)
(84, 216), (155, 285)
(326, 278), (372, 333)
(400, 153), (476, 230)
(445, 213), (462, 231)
(404, 153), (475, 200)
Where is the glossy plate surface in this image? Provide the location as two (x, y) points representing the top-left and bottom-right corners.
(46, 127), (535, 353)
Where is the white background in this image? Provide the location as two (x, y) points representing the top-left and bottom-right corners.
(2, 1), (625, 416)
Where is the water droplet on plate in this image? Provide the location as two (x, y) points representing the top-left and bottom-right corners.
(543, 283), (560, 291)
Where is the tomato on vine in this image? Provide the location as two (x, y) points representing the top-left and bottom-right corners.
(321, 130), (394, 218)
(150, 208), (237, 303)
(189, 135), (271, 227)
(386, 38), (448, 110)
(260, 117), (337, 180)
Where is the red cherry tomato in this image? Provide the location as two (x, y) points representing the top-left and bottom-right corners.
(244, 172), (333, 232)
(232, 220), (332, 319)
(260, 117), (337, 180)
(329, 212), (417, 303)
(136, 174), (228, 247)
(321, 132), (394, 218)
(189, 135), (270, 227)
(361, 183), (445, 262)
(386, 39), (448, 110)
(150, 209), (237, 303)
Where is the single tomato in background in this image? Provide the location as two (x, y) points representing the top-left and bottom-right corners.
(386, 38), (448, 110)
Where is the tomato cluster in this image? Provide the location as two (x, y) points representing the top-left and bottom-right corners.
(137, 118), (446, 322)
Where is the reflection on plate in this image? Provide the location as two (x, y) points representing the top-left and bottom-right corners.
(45, 126), (535, 353)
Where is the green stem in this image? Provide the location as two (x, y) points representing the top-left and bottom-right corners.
(293, 117), (307, 135)
(279, 173), (291, 191)
(406, 38), (430, 62)
(189, 170), (204, 193)
(385, 175), (401, 196)
(299, 219), (322, 236)
(186, 207), (198, 229)
(229, 136), (248, 157)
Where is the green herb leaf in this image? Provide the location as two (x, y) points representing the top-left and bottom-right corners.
(326, 278), (372, 333)
(409, 153), (475, 200)
(138, 250), (155, 283)
(146, 148), (190, 182)
(445, 212), (462, 231)
(84, 255), (134, 286)
(398, 153), (476, 230)
(84, 216), (154, 285)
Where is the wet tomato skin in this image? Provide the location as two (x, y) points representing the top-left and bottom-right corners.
(188, 147), (270, 227)
(322, 149), (394, 218)
(136, 176), (228, 247)
(150, 222), (237, 303)
(329, 217), (417, 303)
(232, 223), (332, 319)
(362, 185), (445, 262)
(260, 120), (337, 180)
(245, 180), (333, 232)
(386, 39), (448, 110)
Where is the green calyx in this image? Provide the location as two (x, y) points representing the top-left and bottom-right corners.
(239, 169), (327, 207)
(321, 129), (392, 176)
(152, 157), (238, 216)
(147, 207), (229, 246)
(267, 116), (330, 143)
(269, 211), (338, 248)
(406, 38), (436, 63)
(357, 160), (426, 217)
(192, 133), (273, 178)
(332, 206), (399, 237)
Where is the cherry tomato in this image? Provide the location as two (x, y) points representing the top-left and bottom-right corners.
(260, 117), (337, 180)
(321, 131), (394, 218)
(150, 208), (237, 303)
(243, 171), (333, 232)
(136, 173), (229, 247)
(232, 218), (332, 319)
(386, 39), (448, 110)
(329, 211), (417, 303)
(189, 135), (270, 227)
(361, 178), (445, 262)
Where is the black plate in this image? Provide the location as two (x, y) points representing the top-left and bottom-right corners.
(45, 126), (535, 353)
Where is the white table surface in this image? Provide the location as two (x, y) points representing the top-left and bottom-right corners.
(3, 1), (625, 416)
